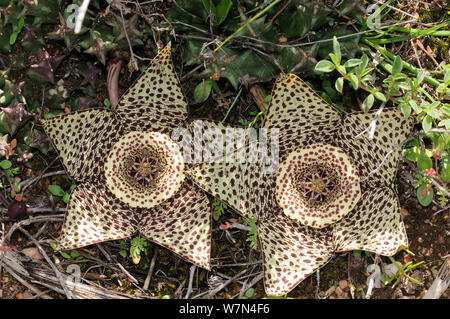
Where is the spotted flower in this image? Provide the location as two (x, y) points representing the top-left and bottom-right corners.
(41, 44), (211, 269)
(188, 73), (414, 295)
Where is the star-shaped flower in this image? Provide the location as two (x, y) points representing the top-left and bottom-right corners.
(188, 73), (414, 295)
(41, 43), (211, 269)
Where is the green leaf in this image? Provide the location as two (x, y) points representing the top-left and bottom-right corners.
(215, 0), (233, 25)
(119, 250), (128, 258)
(363, 94), (374, 111)
(245, 288), (255, 298)
(315, 60), (335, 73)
(332, 36), (341, 64)
(48, 185), (66, 197)
(422, 115), (433, 133)
(440, 153), (450, 182)
(409, 100), (419, 113)
(399, 103), (411, 118)
(417, 184), (433, 206)
(193, 79), (213, 103)
(392, 56), (403, 75)
(62, 192), (70, 204)
(348, 73), (359, 90)
(444, 69), (450, 84)
(60, 251), (71, 259)
(374, 91), (386, 102)
(334, 77), (344, 94)
(344, 58), (362, 68)
(417, 154), (432, 171)
(0, 159), (12, 169)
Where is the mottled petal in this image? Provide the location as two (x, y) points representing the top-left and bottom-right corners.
(56, 181), (138, 250)
(188, 141), (277, 219)
(259, 210), (334, 296)
(334, 107), (414, 188)
(41, 109), (121, 182)
(333, 187), (408, 255)
(116, 42), (187, 135)
(138, 181), (211, 269)
(262, 73), (342, 158)
(104, 131), (185, 208)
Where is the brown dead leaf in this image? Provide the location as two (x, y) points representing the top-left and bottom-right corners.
(401, 207), (410, 217)
(21, 247), (44, 260)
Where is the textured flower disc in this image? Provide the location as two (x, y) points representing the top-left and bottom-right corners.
(104, 131), (185, 208)
(276, 143), (361, 229)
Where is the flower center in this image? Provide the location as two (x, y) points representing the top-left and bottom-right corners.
(275, 143), (361, 229)
(295, 165), (341, 207)
(105, 131), (185, 209)
(122, 148), (163, 189)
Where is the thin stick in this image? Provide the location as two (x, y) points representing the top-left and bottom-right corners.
(19, 170), (66, 191)
(203, 268), (249, 298)
(184, 264), (197, 299)
(3, 215), (64, 243)
(96, 243), (139, 285)
(17, 226), (72, 299)
(143, 246), (158, 291)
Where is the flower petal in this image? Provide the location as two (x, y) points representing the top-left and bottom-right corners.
(259, 210), (334, 296)
(188, 141), (277, 219)
(41, 109), (121, 182)
(55, 181), (138, 250)
(263, 73), (342, 158)
(104, 131), (185, 208)
(334, 108), (414, 188)
(116, 42), (187, 135)
(138, 181), (211, 269)
(333, 186), (408, 255)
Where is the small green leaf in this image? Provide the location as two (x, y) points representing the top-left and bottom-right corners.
(335, 77), (344, 94)
(62, 192), (70, 204)
(417, 154), (432, 171)
(315, 60), (335, 73)
(399, 103), (411, 118)
(344, 58), (362, 68)
(60, 251), (71, 259)
(417, 184), (433, 206)
(363, 94), (374, 111)
(48, 185), (66, 197)
(374, 91), (386, 102)
(409, 100), (419, 113)
(119, 250), (128, 258)
(245, 288), (255, 298)
(422, 115), (433, 133)
(392, 56), (403, 75)
(0, 160), (12, 169)
(332, 36), (341, 64)
(348, 73), (359, 90)
(193, 79), (213, 103)
(215, 0), (233, 25)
